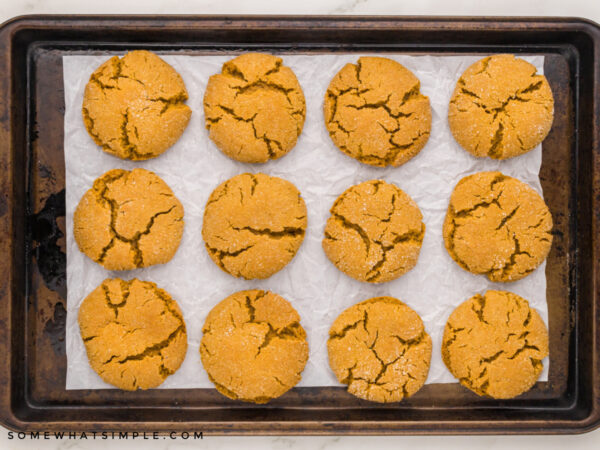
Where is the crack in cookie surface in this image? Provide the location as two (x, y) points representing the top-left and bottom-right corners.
(324, 57), (431, 167)
(328, 297), (432, 403)
(441, 290), (549, 399)
(204, 53), (306, 163)
(323, 180), (425, 283)
(202, 173), (307, 280)
(200, 290), (308, 403)
(442, 171), (552, 282)
(73, 168), (184, 271)
(82, 50), (191, 160)
(78, 278), (188, 390)
(448, 54), (554, 159)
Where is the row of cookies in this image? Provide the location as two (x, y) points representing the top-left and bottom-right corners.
(79, 280), (548, 402)
(82, 50), (554, 167)
(74, 169), (553, 284)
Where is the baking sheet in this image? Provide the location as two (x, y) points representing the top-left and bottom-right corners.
(63, 53), (548, 390)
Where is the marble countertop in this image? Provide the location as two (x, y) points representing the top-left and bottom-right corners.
(1, 0), (599, 448)
(0, 0), (599, 17)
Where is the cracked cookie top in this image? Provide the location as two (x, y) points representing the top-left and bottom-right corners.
(448, 54), (554, 159)
(328, 296), (431, 403)
(442, 290), (549, 399)
(324, 57), (431, 167)
(443, 171), (553, 282)
(202, 173), (307, 279)
(203, 53), (306, 163)
(322, 180), (425, 283)
(74, 168), (184, 271)
(200, 289), (309, 403)
(78, 278), (188, 390)
(82, 50), (191, 160)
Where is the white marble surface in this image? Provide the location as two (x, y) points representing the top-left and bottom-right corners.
(1, 0), (599, 448)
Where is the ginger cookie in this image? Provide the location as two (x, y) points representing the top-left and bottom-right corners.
(204, 53), (306, 163)
(442, 290), (549, 399)
(448, 54), (554, 159)
(74, 168), (184, 271)
(200, 289), (309, 403)
(324, 57), (431, 167)
(443, 171), (552, 282)
(82, 50), (191, 160)
(78, 278), (187, 390)
(328, 297), (431, 403)
(202, 173), (307, 279)
(323, 180), (425, 283)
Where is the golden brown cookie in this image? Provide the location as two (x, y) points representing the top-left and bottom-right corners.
(200, 289), (309, 403)
(324, 57), (431, 167)
(442, 290), (549, 399)
(202, 173), (307, 279)
(74, 168), (184, 271)
(203, 53), (306, 163)
(448, 54), (554, 159)
(328, 297), (431, 403)
(82, 50), (191, 160)
(443, 171), (552, 282)
(323, 180), (425, 283)
(78, 278), (187, 390)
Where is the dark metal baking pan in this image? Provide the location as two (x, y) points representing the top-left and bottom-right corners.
(0, 15), (598, 435)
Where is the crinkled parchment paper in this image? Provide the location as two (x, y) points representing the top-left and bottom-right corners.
(63, 54), (548, 389)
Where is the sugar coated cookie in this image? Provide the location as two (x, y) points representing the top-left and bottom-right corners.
(204, 53), (306, 163)
(323, 180), (425, 283)
(200, 289), (308, 403)
(78, 278), (187, 390)
(82, 50), (191, 160)
(202, 173), (307, 279)
(74, 168), (184, 271)
(448, 54), (554, 159)
(324, 57), (431, 167)
(442, 290), (549, 399)
(443, 171), (552, 282)
(328, 296), (431, 403)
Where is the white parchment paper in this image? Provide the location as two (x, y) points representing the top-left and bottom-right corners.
(64, 54), (548, 390)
